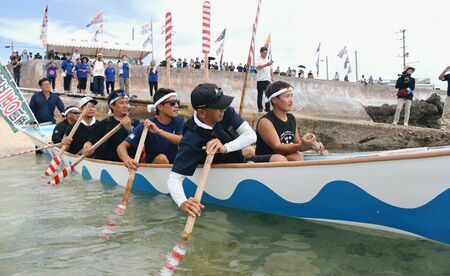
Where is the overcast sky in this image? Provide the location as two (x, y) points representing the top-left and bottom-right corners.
(0, 0), (448, 88)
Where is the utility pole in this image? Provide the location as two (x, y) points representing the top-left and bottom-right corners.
(397, 29), (408, 69)
(355, 50), (359, 81)
(132, 27), (135, 41)
(325, 56), (329, 80)
(11, 41), (14, 55)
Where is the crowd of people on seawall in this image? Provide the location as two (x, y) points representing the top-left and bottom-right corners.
(8, 46), (450, 130)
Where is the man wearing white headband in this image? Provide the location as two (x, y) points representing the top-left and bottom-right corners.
(117, 88), (184, 168)
(255, 81), (328, 161)
(82, 90), (138, 161)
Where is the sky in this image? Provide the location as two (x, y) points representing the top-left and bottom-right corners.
(0, 0), (448, 88)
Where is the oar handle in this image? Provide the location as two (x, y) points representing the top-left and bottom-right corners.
(181, 153), (215, 240)
(121, 127), (149, 205)
(57, 107), (88, 158)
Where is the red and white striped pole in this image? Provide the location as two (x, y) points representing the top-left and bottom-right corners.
(202, 1), (211, 82)
(165, 12), (173, 87)
(239, 0), (262, 115)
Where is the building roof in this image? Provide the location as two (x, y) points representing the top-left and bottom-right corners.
(46, 38), (151, 60)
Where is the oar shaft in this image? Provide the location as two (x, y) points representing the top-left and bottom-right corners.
(238, 69), (251, 116)
(121, 127), (148, 205)
(0, 143), (61, 160)
(182, 153), (214, 239)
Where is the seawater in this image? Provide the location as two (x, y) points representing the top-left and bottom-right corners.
(1, 155), (450, 275)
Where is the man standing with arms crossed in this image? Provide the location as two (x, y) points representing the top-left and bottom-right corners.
(255, 46), (275, 113)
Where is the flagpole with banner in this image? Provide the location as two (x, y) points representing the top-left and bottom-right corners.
(151, 18), (154, 60)
(315, 42), (321, 78)
(239, 0), (262, 116)
(215, 28), (226, 66)
(165, 12), (173, 88)
(40, 5), (48, 47)
(202, 1), (211, 82)
(0, 62), (38, 133)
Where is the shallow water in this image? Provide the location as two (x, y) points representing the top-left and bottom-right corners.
(1, 155), (450, 275)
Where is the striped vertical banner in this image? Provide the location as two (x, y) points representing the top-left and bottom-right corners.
(165, 12), (173, 61)
(246, 0), (262, 66)
(202, 1), (211, 55)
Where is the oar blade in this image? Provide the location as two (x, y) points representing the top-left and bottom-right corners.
(43, 156), (62, 177)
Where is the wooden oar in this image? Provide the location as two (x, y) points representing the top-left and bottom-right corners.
(160, 153), (215, 274)
(42, 107), (88, 177)
(47, 124), (122, 185)
(0, 143), (61, 160)
(102, 127), (148, 235)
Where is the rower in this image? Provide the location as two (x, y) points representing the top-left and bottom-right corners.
(117, 88), (184, 167)
(61, 96), (98, 154)
(166, 83), (285, 217)
(255, 81), (328, 161)
(82, 90), (139, 161)
(51, 105), (80, 144)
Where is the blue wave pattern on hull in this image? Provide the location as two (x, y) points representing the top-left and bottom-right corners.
(94, 167), (450, 244)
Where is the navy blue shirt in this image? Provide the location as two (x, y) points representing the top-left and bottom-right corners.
(29, 91), (65, 123)
(172, 107), (244, 176)
(125, 117), (184, 163)
(62, 60), (74, 76)
(105, 67), (116, 82)
(444, 74), (450, 96)
(46, 62), (57, 78)
(148, 67), (158, 82)
(119, 62), (130, 78)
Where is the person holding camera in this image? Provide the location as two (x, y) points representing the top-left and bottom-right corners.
(393, 66), (415, 126)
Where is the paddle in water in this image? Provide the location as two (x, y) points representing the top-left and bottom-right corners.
(102, 127), (148, 235)
(48, 124), (123, 185)
(160, 153), (215, 275)
(42, 107), (88, 177)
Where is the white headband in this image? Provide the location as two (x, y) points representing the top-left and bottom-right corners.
(147, 92), (178, 112)
(109, 95), (129, 106)
(63, 107), (79, 116)
(265, 87), (294, 103)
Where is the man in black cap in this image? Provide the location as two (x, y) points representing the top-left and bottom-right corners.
(82, 90), (139, 161)
(51, 105), (80, 144)
(62, 96), (98, 154)
(393, 66), (415, 126)
(166, 83), (272, 217)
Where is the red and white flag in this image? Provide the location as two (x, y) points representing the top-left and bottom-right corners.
(246, 0), (262, 66)
(202, 1), (211, 55)
(86, 10), (103, 27)
(92, 23), (103, 42)
(344, 56), (350, 69)
(165, 12), (173, 61)
(40, 5), (48, 46)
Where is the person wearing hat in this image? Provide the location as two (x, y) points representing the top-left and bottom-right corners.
(82, 90), (139, 161)
(117, 88), (184, 167)
(92, 53), (106, 96)
(75, 57), (90, 94)
(438, 66), (450, 131)
(393, 66), (416, 126)
(166, 83), (273, 216)
(29, 78), (65, 124)
(51, 106), (80, 144)
(255, 81), (327, 161)
(62, 96), (98, 154)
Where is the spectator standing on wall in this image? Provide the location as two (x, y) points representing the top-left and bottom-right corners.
(393, 66), (415, 126)
(92, 53), (106, 96)
(147, 59), (158, 100)
(45, 57), (58, 91)
(105, 61), (116, 95)
(119, 55), (130, 94)
(61, 54), (75, 93)
(11, 56), (21, 86)
(255, 46), (275, 113)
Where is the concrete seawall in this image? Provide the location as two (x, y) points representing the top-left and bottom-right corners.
(13, 60), (446, 122)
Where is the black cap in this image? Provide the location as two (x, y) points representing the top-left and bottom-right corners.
(191, 83), (234, 110)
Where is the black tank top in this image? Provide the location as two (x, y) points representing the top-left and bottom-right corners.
(255, 111), (296, 155)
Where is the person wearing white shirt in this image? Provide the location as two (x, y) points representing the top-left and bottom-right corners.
(255, 46), (275, 112)
(92, 53), (106, 96)
(72, 49), (81, 62)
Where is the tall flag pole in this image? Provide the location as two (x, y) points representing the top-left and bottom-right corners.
(86, 10), (103, 27)
(239, 0), (262, 116)
(151, 18), (154, 60)
(40, 5), (48, 46)
(165, 12), (173, 87)
(202, 1), (211, 82)
(315, 42), (321, 78)
(215, 28), (226, 66)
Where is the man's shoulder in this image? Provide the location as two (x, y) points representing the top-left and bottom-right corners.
(444, 74), (450, 81)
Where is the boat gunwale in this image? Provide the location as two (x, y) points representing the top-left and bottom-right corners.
(22, 129), (450, 169)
